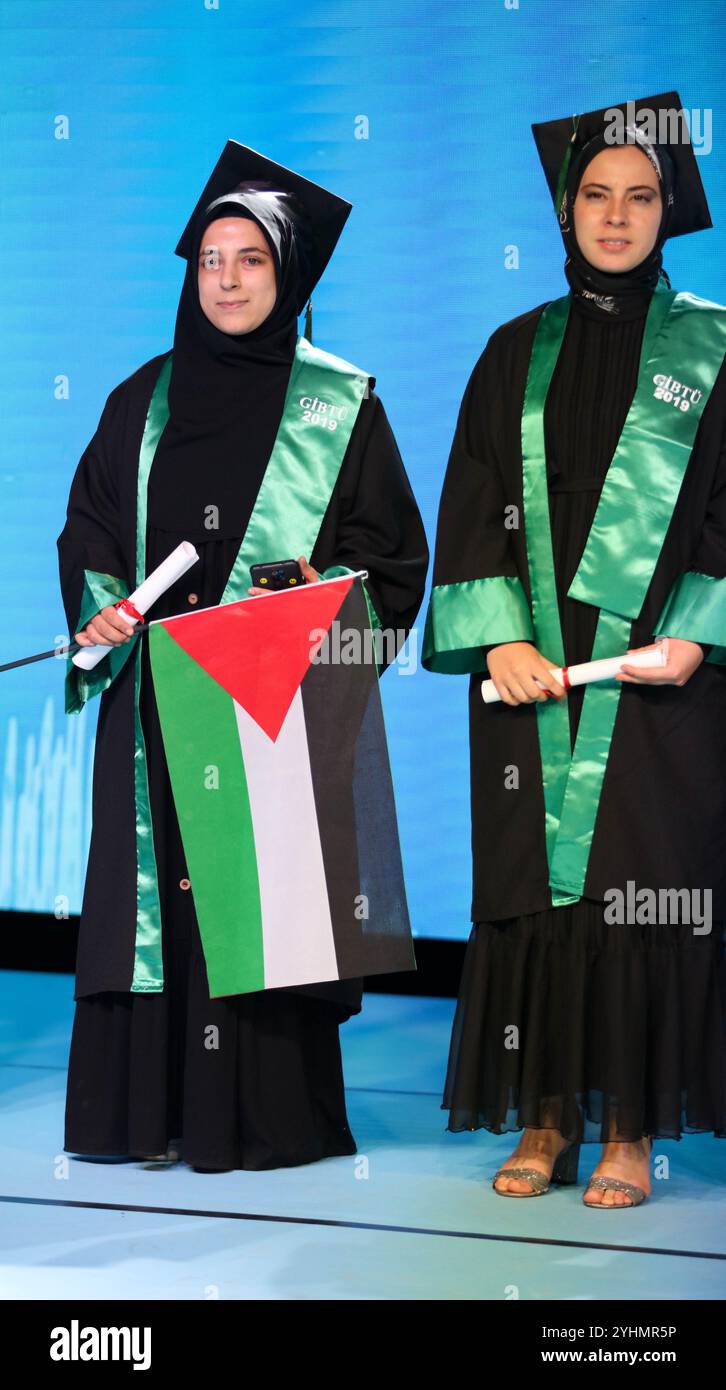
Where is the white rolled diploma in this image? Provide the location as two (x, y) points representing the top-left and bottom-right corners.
(480, 638), (669, 704)
(72, 541), (200, 670)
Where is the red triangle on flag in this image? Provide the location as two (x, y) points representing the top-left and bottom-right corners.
(158, 576), (354, 741)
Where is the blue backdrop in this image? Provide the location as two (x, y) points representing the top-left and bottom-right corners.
(2, 0), (726, 938)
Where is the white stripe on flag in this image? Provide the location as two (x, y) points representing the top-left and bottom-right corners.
(233, 687), (339, 990)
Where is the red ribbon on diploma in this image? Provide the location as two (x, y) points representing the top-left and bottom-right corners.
(116, 598), (144, 624)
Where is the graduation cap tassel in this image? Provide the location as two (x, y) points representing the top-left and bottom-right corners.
(304, 297), (313, 344)
(553, 114), (580, 221)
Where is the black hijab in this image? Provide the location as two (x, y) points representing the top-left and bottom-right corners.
(558, 127), (675, 314)
(149, 183), (312, 538)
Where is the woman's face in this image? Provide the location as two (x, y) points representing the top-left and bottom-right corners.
(197, 217), (277, 333)
(573, 144), (663, 273)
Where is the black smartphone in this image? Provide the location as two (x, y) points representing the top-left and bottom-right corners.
(249, 559), (306, 592)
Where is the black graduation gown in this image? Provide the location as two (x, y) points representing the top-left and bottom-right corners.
(58, 350), (429, 1170)
(429, 294), (726, 1145)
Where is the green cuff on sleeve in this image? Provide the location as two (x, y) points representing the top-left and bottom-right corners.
(65, 569), (137, 714)
(422, 575), (535, 674)
(654, 570), (726, 667)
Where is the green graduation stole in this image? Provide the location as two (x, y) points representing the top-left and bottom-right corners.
(68, 335), (370, 991)
(521, 286), (726, 906)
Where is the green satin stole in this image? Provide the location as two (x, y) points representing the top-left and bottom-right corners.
(521, 286), (726, 905)
(73, 336), (370, 991)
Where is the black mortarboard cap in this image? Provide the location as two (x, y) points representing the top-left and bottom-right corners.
(532, 91), (712, 238)
(175, 140), (352, 308)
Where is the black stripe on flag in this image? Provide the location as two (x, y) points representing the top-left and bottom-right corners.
(300, 582), (415, 984)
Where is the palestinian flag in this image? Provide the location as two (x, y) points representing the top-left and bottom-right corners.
(148, 573), (415, 997)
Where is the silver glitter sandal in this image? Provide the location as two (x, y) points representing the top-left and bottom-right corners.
(583, 1174), (647, 1207)
(583, 1138), (651, 1207)
(492, 1140), (581, 1197)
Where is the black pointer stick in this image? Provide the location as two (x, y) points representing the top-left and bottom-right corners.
(0, 625), (147, 674)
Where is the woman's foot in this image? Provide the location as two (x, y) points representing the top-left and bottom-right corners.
(493, 1127), (571, 1194)
(583, 1136), (652, 1207)
(137, 1138), (182, 1163)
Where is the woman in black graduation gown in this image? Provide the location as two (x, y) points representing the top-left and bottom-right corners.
(58, 145), (428, 1171)
(423, 93), (726, 1206)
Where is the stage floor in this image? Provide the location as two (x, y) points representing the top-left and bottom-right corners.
(0, 970), (724, 1300)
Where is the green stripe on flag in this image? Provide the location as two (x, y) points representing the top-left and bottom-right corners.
(149, 622), (265, 995)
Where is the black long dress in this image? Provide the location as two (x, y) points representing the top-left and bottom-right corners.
(442, 292), (726, 1146)
(62, 371), (428, 1171)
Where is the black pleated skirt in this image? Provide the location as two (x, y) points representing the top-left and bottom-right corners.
(443, 898), (726, 1145)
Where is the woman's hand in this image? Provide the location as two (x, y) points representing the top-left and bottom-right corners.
(74, 604), (136, 647)
(248, 554), (321, 597)
(616, 637), (705, 686)
(486, 641), (566, 706)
